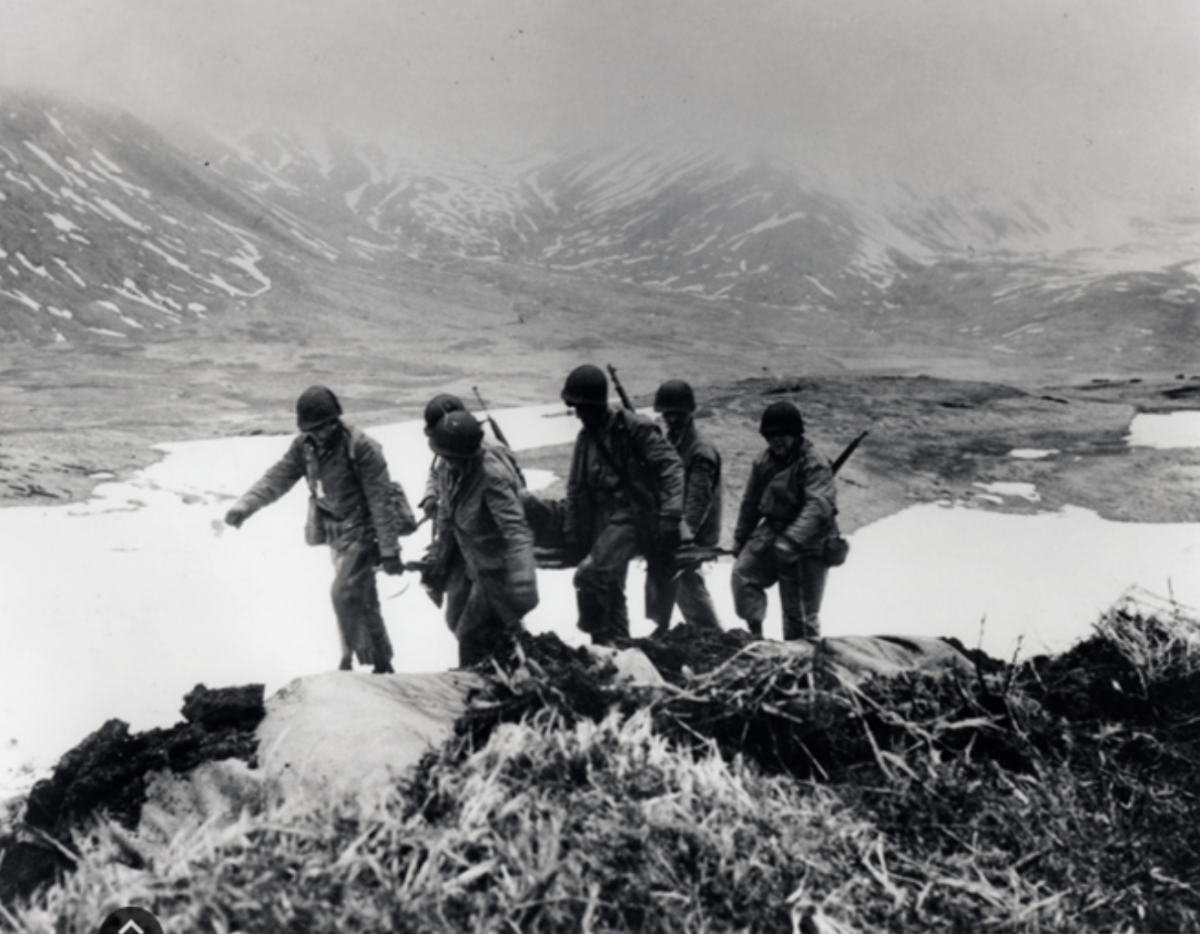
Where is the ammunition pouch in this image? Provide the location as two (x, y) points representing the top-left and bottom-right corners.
(387, 481), (419, 537)
(824, 534), (850, 567)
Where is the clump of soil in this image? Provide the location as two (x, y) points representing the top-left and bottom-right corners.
(629, 624), (757, 683)
(0, 683), (265, 907)
(454, 625), (758, 748)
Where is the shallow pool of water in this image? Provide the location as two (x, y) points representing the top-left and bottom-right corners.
(1127, 411), (1200, 449)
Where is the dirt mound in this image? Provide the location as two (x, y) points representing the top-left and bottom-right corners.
(0, 683), (264, 906)
(629, 624), (758, 682)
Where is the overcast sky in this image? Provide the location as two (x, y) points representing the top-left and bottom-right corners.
(1, 0), (1196, 207)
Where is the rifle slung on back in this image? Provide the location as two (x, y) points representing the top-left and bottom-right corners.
(472, 386), (512, 448)
(607, 364), (636, 412)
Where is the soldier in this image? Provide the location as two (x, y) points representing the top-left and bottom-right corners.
(418, 393), (469, 527)
(417, 393), (524, 634)
(731, 400), (839, 640)
(653, 379), (723, 632)
(419, 391), (567, 573)
(560, 364), (685, 644)
(419, 393), (525, 528)
(423, 410), (538, 667)
(224, 386), (410, 673)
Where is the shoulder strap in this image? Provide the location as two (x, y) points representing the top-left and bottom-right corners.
(343, 424), (360, 468)
(305, 425), (359, 511)
(302, 438), (322, 498)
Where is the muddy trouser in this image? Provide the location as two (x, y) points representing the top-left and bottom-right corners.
(330, 536), (393, 667)
(731, 531), (827, 639)
(665, 565), (722, 631)
(445, 572), (518, 669)
(574, 500), (640, 644)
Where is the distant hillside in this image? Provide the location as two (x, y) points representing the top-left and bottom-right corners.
(0, 94), (336, 342)
(1, 90), (1198, 372)
(210, 126), (1200, 312)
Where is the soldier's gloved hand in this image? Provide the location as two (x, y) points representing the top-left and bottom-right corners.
(379, 554), (405, 576)
(679, 519), (696, 546)
(224, 504), (250, 529)
(658, 516), (682, 556)
(420, 496), (437, 522)
(418, 548), (446, 587)
(773, 535), (801, 565)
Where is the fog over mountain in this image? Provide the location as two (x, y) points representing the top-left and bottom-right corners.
(1, 0), (1196, 214)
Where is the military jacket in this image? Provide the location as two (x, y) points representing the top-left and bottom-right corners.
(439, 447), (538, 624)
(564, 407), (684, 549)
(234, 423), (406, 556)
(734, 437), (837, 555)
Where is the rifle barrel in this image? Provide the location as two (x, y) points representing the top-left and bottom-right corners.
(472, 386), (512, 447)
(607, 364), (636, 412)
(831, 430), (869, 475)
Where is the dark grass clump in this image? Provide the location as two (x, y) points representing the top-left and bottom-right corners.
(455, 631), (618, 741)
(650, 645), (1041, 782)
(454, 625), (761, 758)
(1022, 589), (1200, 727)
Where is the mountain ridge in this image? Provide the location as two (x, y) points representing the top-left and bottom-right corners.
(1, 89), (1197, 376)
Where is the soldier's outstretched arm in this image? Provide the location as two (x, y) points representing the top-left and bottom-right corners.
(225, 436), (306, 527)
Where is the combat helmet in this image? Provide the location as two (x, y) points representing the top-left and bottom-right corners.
(423, 394), (466, 435)
(653, 379), (696, 413)
(561, 364), (608, 406)
(430, 410), (484, 458)
(759, 400), (804, 437)
(296, 386), (343, 431)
